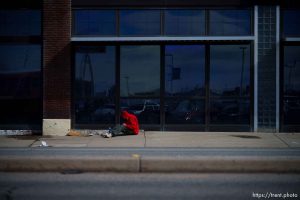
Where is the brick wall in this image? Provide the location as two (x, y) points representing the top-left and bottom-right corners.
(43, 0), (71, 119)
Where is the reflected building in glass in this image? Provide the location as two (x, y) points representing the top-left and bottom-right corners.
(0, 0), (300, 134)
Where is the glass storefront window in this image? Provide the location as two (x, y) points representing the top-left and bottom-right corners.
(283, 46), (300, 125)
(75, 46), (116, 124)
(120, 10), (161, 36)
(0, 44), (41, 125)
(283, 10), (300, 37)
(73, 10), (116, 36)
(210, 98), (250, 124)
(73, 43), (252, 130)
(165, 99), (205, 124)
(209, 10), (251, 36)
(120, 45), (160, 97)
(165, 45), (205, 97)
(121, 98), (160, 124)
(210, 45), (251, 125)
(210, 45), (250, 97)
(164, 10), (205, 36)
(0, 10), (41, 36)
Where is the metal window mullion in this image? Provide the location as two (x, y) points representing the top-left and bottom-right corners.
(161, 9), (164, 36)
(276, 6), (280, 132)
(160, 45), (165, 131)
(254, 5), (258, 132)
(116, 9), (120, 36)
(116, 45), (120, 125)
(205, 44), (210, 131)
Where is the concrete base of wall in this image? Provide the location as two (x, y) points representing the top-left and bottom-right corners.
(43, 119), (70, 136)
(0, 130), (34, 136)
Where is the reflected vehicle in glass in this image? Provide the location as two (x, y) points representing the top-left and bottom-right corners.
(128, 100), (160, 115)
(93, 104), (115, 121)
(165, 99), (205, 124)
(210, 99), (250, 124)
(284, 96), (300, 124)
(121, 99), (160, 124)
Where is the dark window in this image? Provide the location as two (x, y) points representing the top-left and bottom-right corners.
(0, 44), (41, 126)
(165, 45), (205, 97)
(164, 10), (205, 36)
(0, 10), (41, 36)
(210, 45), (250, 97)
(210, 45), (251, 125)
(165, 99), (205, 124)
(283, 10), (300, 37)
(120, 45), (160, 97)
(210, 98), (250, 124)
(165, 45), (205, 125)
(73, 10), (116, 36)
(75, 46), (116, 124)
(283, 46), (300, 125)
(209, 10), (251, 36)
(120, 10), (161, 36)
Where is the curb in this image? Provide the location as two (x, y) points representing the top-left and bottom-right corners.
(1, 156), (300, 173)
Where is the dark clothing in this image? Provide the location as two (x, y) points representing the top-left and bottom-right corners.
(110, 125), (135, 136)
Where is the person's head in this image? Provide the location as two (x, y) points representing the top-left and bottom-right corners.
(121, 110), (130, 119)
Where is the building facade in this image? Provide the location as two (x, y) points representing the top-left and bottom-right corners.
(0, 0), (299, 135)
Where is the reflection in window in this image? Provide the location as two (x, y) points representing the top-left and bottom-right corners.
(0, 45), (41, 125)
(75, 46), (116, 124)
(120, 46), (160, 97)
(165, 45), (205, 96)
(210, 45), (250, 97)
(120, 10), (161, 36)
(283, 46), (300, 125)
(283, 10), (300, 37)
(209, 10), (251, 36)
(0, 10), (41, 36)
(121, 99), (160, 124)
(164, 10), (205, 36)
(210, 45), (250, 126)
(165, 99), (205, 124)
(210, 98), (250, 124)
(73, 10), (116, 36)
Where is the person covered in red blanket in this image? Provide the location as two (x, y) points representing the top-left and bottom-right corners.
(101, 110), (139, 138)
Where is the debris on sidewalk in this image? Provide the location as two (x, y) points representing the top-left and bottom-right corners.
(66, 130), (103, 137)
(66, 130), (82, 137)
(38, 140), (49, 147)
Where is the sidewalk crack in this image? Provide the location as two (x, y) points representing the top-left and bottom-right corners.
(274, 133), (291, 148)
(143, 130), (146, 147)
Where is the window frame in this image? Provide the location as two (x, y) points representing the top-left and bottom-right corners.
(0, 8), (42, 130)
(72, 40), (253, 131)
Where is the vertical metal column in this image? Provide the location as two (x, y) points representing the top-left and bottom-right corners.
(257, 6), (278, 132)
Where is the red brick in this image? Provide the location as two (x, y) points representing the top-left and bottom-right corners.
(43, 0), (71, 119)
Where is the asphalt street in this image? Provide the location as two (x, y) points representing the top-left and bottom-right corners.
(0, 173), (299, 200)
(1, 147), (300, 157)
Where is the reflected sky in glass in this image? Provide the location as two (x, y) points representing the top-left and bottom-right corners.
(210, 45), (250, 97)
(284, 10), (300, 37)
(0, 10), (41, 36)
(284, 46), (300, 95)
(120, 10), (160, 36)
(164, 10), (205, 36)
(120, 46), (160, 97)
(165, 45), (205, 96)
(0, 45), (41, 73)
(75, 46), (115, 95)
(73, 10), (116, 35)
(209, 10), (251, 36)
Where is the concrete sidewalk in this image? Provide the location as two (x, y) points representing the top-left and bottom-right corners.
(0, 131), (300, 148)
(0, 132), (300, 173)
